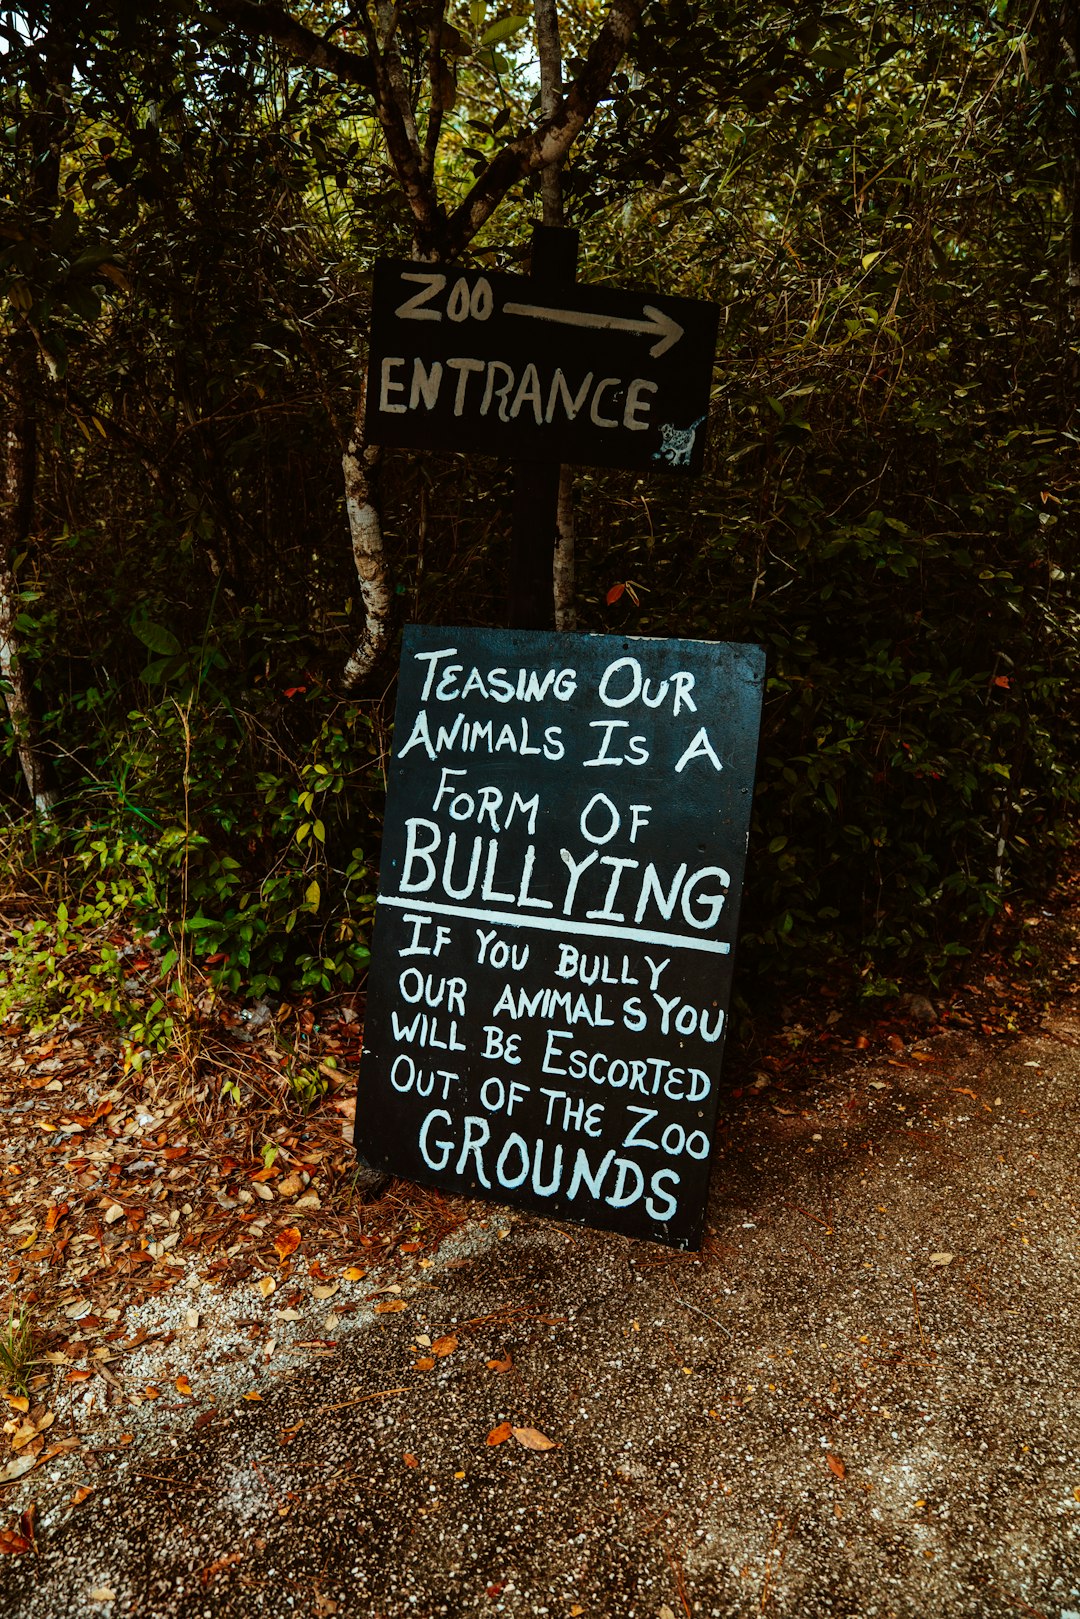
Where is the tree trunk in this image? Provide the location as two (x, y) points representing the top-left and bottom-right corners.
(536, 0), (577, 632)
(340, 380), (393, 692)
(552, 467), (576, 631)
(0, 346), (58, 817)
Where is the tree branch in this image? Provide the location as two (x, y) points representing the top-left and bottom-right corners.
(444, 0), (642, 257)
(421, 0), (450, 184)
(352, 2), (442, 254)
(374, 0), (422, 165)
(211, 0), (377, 90)
(535, 0), (564, 228)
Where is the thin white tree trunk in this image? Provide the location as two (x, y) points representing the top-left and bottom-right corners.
(536, 0), (577, 631)
(552, 465), (576, 631)
(340, 384), (393, 691)
(0, 376), (57, 817)
(0, 568), (56, 818)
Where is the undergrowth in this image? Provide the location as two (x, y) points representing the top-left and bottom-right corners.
(0, 1304), (34, 1398)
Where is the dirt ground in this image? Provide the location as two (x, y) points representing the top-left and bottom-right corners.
(1, 964), (1078, 1618)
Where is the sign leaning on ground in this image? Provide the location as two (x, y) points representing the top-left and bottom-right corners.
(365, 259), (721, 474)
(354, 626), (765, 1250)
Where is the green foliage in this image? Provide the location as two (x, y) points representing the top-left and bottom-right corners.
(0, 1303), (34, 1398)
(0, 0), (1078, 1033)
(0, 658), (381, 1036)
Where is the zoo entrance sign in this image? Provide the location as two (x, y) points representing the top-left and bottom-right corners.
(355, 628), (764, 1251)
(365, 259), (720, 474)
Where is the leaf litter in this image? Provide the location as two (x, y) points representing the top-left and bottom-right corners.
(0, 1011), (471, 1541)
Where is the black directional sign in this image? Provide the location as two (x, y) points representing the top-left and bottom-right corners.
(354, 625), (764, 1250)
(364, 259), (720, 474)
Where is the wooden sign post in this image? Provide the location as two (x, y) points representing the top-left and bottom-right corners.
(354, 627), (764, 1250)
(508, 225), (579, 632)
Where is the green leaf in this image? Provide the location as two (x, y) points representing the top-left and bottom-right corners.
(132, 621), (181, 656)
(71, 244), (118, 272)
(141, 657), (176, 685)
(63, 283), (102, 322)
(481, 14), (528, 46)
(305, 879), (321, 911)
(475, 46), (511, 72)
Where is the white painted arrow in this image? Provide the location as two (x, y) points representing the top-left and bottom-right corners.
(502, 299), (684, 358)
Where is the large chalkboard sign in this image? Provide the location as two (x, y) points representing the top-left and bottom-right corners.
(354, 627), (764, 1249)
(365, 260), (720, 475)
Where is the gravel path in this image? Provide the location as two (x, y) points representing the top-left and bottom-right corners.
(2, 1011), (1078, 1618)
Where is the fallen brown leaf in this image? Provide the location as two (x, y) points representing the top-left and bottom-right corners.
(374, 1300), (406, 1315)
(403, 1453), (419, 1469)
(0, 1455), (36, 1485)
(512, 1425), (559, 1452)
(71, 1485), (94, 1505)
(273, 1228), (301, 1263)
(826, 1452), (846, 1479)
(10, 1420), (38, 1451)
(486, 1422), (513, 1446)
(175, 1376), (193, 1398)
(486, 1351), (513, 1373)
(0, 1529), (31, 1556)
(200, 1551), (243, 1586)
(413, 1357), (436, 1372)
(431, 1335), (457, 1357)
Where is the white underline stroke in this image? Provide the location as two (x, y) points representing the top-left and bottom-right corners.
(377, 895), (730, 955)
